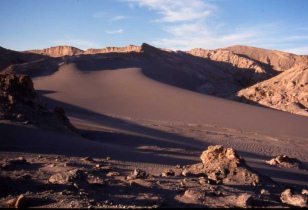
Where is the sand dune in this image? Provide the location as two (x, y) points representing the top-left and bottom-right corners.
(34, 61), (308, 139)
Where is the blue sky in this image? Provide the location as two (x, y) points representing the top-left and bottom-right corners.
(0, 0), (308, 54)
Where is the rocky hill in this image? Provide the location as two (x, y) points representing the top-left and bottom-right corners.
(187, 48), (276, 86)
(2, 43), (308, 116)
(225, 45), (308, 72)
(237, 64), (308, 116)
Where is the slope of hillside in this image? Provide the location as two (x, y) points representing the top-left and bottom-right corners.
(237, 64), (308, 116)
(0, 47), (45, 71)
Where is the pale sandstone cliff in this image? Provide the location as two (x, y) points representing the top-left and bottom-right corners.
(84, 45), (141, 54)
(28, 46), (84, 57)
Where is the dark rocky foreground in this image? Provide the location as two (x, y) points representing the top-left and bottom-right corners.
(0, 146), (307, 208)
(0, 73), (74, 131)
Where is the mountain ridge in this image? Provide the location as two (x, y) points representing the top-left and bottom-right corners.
(1, 43), (307, 116)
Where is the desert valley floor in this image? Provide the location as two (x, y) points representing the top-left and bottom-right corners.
(0, 44), (307, 208)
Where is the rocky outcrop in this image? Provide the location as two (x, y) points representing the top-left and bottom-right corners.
(188, 48), (275, 86)
(28, 46), (84, 57)
(0, 73), (75, 131)
(237, 65), (308, 116)
(182, 145), (261, 185)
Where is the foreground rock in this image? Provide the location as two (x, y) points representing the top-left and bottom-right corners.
(266, 155), (302, 169)
(280, 189), (307, 207)
(0, 73), (75, 131)
(48, 169), (87, 185)
(183, 145), (260, 185)
(126, 168), (149, 180)
(0, 147), (302, 208)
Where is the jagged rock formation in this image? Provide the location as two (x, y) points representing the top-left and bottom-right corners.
(187, 48), (276, 85)
(28, 46), (84, 57)
(0, 73), (75, 131)
(237, 64), (308, 116)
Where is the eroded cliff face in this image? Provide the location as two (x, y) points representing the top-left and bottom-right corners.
(84, 45), (141, 54)
(28, 46), (84, 57)
(188, 48), (267, 74)
(187, 48), (276, 86)
(237, 64), (308, 117)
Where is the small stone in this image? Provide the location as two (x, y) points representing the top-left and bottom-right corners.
(266, 155), (302, 169)
(16, 114), (24, 120)
(198, 176), (208, 186)
(106, 172), (120, 177)
(15, 195), (28, 208)
(73, 183), (79, 189)
(5, 198), (17, 207)
(17, 157), (27, 163)
(175, 165), (181, 169)
(235, 193), (253, 208)
(260, 189), (270, 195)
(280, 189), (307, 207)
(161, 169), (175, 177)
(81, 157), (94, 162)
(302, 189), (308, 195)
(127, 168), (148, 180)
(23, 121), (31, 125)
(95, 164), (101, 168)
